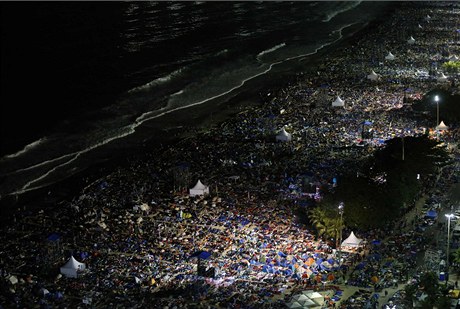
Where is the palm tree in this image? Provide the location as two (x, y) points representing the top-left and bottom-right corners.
(309, 208), (345, 246)
(309, 207), (328, 239)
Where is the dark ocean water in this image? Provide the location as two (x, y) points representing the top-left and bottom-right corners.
(0, 1), (395, 202)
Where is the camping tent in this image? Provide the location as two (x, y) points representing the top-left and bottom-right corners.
(276, 127), (292, 142)
(385, 52), (395, 61)
(332, 96), (345, 107)
(341, 231), (362, 247)
(60, 256), (86, 278)
(449, 55), (459, 62)
(426, 210), (438, 219)
(436, 121), (449, 131)
(437, 73), (449, 82)
(407, 36), (416, 44)
(189, 180), (209, 196)
(367, 70), (379, 81)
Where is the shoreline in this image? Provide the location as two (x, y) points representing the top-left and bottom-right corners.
(0, 5), (396, 221)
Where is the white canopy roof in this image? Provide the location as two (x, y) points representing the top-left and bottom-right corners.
(407, 36), (415, 44)
(190, 180), (209, 196)
(385, 52), (395, 61)
(341, 231), (362, 247)
(449, 55), (459, 62)
(332, 96), (344, 107)
(437, 73), (449, 82)
(276, 127), (292, 142)
(367, 70), (379, 81)
(436, 121), (448, 131)
(60, 256), (86, 278)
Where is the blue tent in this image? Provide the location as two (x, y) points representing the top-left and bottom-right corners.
(426, 209), (437, 219)
(190, 251), (212, 260)
(47, 233), (61, 242)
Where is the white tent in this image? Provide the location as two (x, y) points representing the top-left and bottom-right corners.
(8, 275), (18, 285)
(367, 70), (379, 81)
(449, 55), (459, 62)
(332, 96), (344, 107)
(407, 36), (415, 44)
(60, 256), (86, 278)
(302, 291), (324, 304)
(140, 203), (150, 212)
(39, 288), (50, 297)
(436, 121), (449, 131)
(189, 180), (209, 196)
(276, 127), (292, 142)
(341, 231), (362, 247)
(437, 73), (449, 82)
(292, 294), (309, 302)
(286, 301), (303, 308)
(385, 52), (395, 61)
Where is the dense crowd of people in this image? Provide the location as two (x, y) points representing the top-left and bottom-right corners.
(1, 1), (460, 308)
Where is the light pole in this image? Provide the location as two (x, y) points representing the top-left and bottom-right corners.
(435, 95), (440, 128)
(446, 213), (454, 280)
(338, 202), (344, 265)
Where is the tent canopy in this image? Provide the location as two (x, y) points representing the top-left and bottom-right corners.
(276, 127), (292, 142)
(426, 209), (438, 218)
(436, 121), (448, 131)
(332, 96), (344, 107)
(341, 231), (362, 247)
(385, 52), (395, 60)
(60, 256), (86, 278)
(189, 180), (209, 196)
(191, 250), (212, 260)
(367, 70), (379, 81)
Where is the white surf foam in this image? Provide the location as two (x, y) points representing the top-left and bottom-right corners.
(127, 67), (185, 93)
(5, 23), (358, 198)
(2, 137), (47, 160)
(256, 43), (286, 61)
(322, 1), (362, 22)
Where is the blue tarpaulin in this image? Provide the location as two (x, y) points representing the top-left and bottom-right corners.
(278, 251), (287, 257)
(46, 233), (61, 242)
(426, 209), (437, 218)
(191, 251), (212, 260)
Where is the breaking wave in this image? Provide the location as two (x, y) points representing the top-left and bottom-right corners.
(2, 137), (47, 160)
(256, 43), (286, 61)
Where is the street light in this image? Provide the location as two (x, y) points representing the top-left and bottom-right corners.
(446, 213), (454, 279)
(434, 95), (440, 128)
(338, 202), (344, 265)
